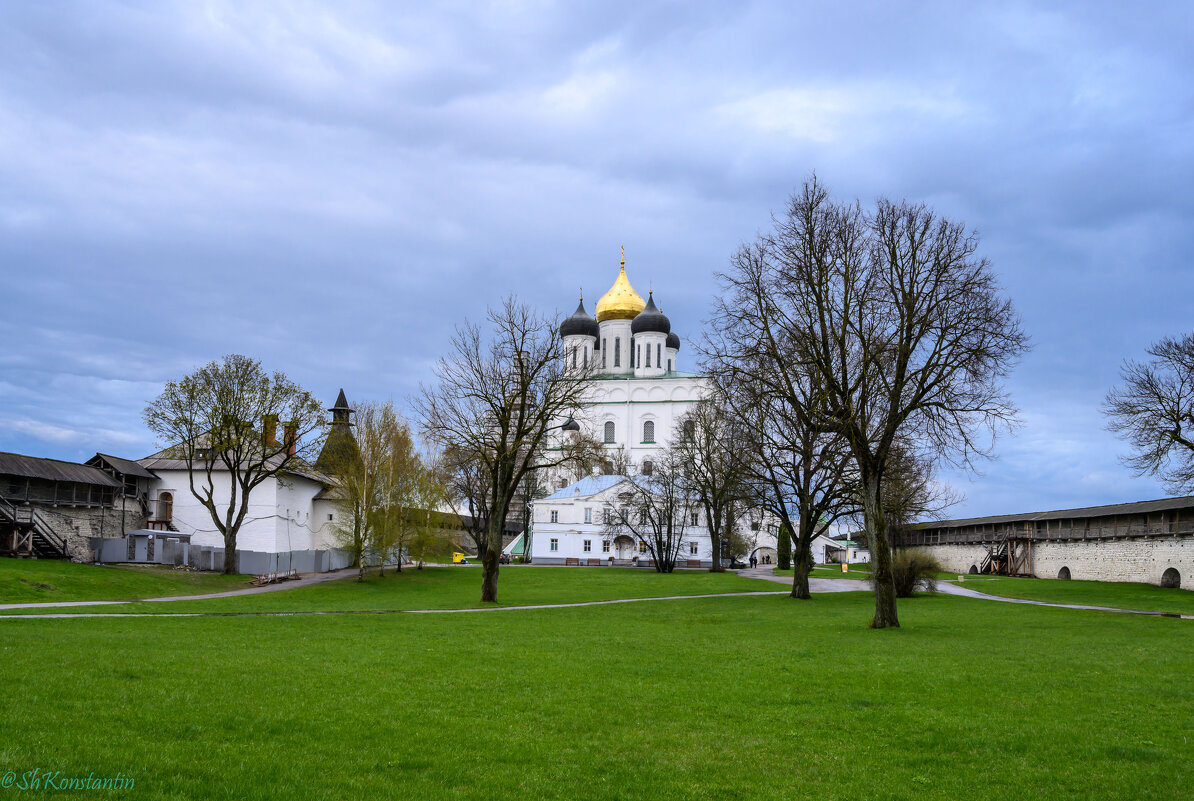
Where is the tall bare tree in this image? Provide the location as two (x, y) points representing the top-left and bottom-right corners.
(718, 178), (1027, 626)
(416, 297), (591, 602)
(603, 450), (699, 573)
(1104, 332), (1194, 494)
(704, 260), (857, 599)
(143, 354), (325, 574)
(671, 400), (751, 572)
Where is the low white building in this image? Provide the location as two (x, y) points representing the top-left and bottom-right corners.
(132, 390), (358, 572)
(530, 475), (713, 567)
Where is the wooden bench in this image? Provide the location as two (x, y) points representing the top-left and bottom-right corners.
(686, 560), (703, 567)
(565, 558), (580, 566)
(587, 558), (601, 566)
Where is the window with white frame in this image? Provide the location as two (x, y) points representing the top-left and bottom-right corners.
(638, 540), (648, 554)
(583, 540), (591, 552)
(602, 540), (610, 553)
(550, 510), (558, 523)
(550, 538), (559, 552)
(690, 542), (698, 555)
(690, 512), (699, 526)
(584, 507), (592, 524)
(603, 508), (611, 525)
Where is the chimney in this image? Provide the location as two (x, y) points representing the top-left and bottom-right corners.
(262, 414), (279, 448)
(282, 422), (298, 457)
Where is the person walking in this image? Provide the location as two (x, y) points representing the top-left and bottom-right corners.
(749, 554), (757, 569)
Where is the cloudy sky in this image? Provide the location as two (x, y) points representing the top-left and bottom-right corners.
(1, 1), (1191, 518)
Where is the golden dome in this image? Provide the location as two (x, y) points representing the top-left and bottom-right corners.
(595, 257), (645, 322)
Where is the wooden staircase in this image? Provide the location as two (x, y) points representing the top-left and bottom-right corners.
(979, 524), (1033, 577)
(0, 496), (70, 558)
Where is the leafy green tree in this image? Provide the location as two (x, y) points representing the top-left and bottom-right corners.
(143, 354), (325, 574)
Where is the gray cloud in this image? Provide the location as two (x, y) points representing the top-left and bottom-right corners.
(1, 0), (1190, 516)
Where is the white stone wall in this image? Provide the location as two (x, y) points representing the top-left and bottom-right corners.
(150, 469), (280, 552)
(910, 538), (1193, 586)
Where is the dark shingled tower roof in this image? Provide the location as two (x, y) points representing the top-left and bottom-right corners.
(559, 297), (599, 339)
(315, 388), (361, 476)
(630, 291), (671, 335)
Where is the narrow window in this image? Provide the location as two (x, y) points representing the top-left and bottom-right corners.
(550, 538), (558, 552)
(604, 421), (615, 443)
(584, 507), (592, 524)
(636, 344), (641, 368)
(668, 359), (672, 371)
(639, 509), (648, 525)
(657, 343), (661, 367)
(643, 420), (654, 443)
(585, 346), (589, 365)
(602, 540), (610, 553)
(641, 459), (653, 476)
(602, 339), (607, 368)
(583, 539), (591, 552)
(646, 345), (651, 368)
(550, 510), (559, 523)
(690, 542), (698, 555)
(571, 346), (577, 369)
(639, 540), (647, 554)
(690, 512), (699, 526)
(614, 337), (620, 367)
(603, 508), (611, 525)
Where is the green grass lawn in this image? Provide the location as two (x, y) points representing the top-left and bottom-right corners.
(0, 558), (250, 603)
(0, 584), (1189, 800)
(0, 565), (783, 615)
(953, 574), (1194, 616)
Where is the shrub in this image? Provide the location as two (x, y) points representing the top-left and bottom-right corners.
(890, 549), (942, 597)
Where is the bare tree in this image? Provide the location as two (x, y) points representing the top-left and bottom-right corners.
(1104, 332), (1194, 493)
(143, 354), (325, 574)
(671, 400), (751, 572)
(415, 297), (591, 602)
(719, 178), (1027, 626)
(603, 451), (699, 573)
(704, 263), (857, 599)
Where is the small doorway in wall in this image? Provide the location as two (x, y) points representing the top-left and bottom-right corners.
(1161, 567), (1181, 588)
(158, 491), (174, 523)
(614, 535), (634, 560)
(1057, 566), (1071, 580)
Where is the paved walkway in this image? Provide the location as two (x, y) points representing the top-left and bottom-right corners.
(0, 590), (789, 619)
(1, 566), (1188, 620)
(739, 566), (1193, 619)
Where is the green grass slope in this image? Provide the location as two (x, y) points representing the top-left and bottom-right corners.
(0, 558), (250, 603)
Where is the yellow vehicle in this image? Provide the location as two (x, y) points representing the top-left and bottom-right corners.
(452, 552), (467, 564)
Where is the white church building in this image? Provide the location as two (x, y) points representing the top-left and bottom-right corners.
(531, 254), (776, 565)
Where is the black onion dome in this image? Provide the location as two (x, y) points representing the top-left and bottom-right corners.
(666, 331), (680, 351)
(559, 299), (599, 338)
(630, 292), (671, 335)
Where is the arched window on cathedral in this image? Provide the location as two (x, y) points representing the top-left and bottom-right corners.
(668, 359), (672, 372)
(604, 421), (615, 444)
(571, 345), (577, 369)
(602, 339), (607, 368)
(642, 420), (655, 443)
(641, 459), (654, 476)
(646, 345), (651, 367)
(614, 338), (621, 367)
(636, 344), (641, 368)
(656, 343), (661, 368)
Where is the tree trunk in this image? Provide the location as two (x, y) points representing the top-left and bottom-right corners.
(777, 523), (792, 571)
(222, 529), (238, 575)
(862, 473), (899, 628)
(790, 518), (811, 600)
(480, 516), (503, 602)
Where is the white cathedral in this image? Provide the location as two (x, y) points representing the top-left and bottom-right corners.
(527, 255), (721, 566)
(554, 253), (708, 477)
